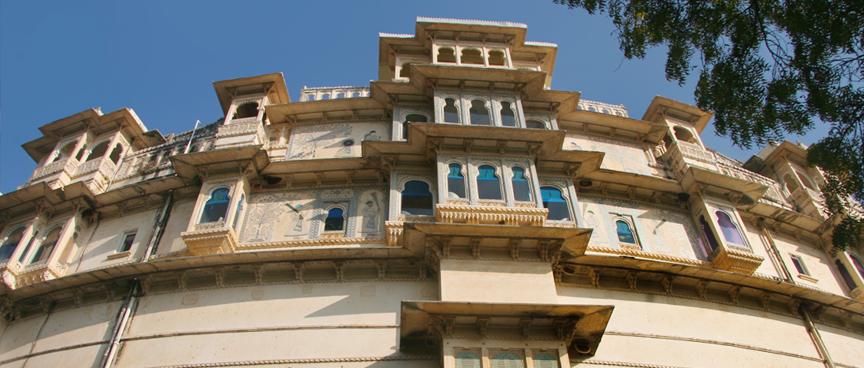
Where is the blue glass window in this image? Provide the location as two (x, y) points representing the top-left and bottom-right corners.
(200, 188), (231, 223)
(444, 98), (460, 123)
(402, 181), (434, 216)
(324, 208), (345, 231)
(447, 163), (466, 199)
(716, 211), (745, 246)
(491, 352), (523, 368)
(469, 100), (490, 125)
(0, 228), (25, 262)
(511, 167), (531, 202)
(31, 227), (61, 264)
(477, 165), (502, 200)
(616, 220), (636, 244)
(455, 352), (480, 368)
(500, 101), (516, 127)
(533, 353), (558, 368)
(541, 187), (569, 220)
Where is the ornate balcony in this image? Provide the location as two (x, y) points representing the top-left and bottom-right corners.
(435, 203), (548, 226)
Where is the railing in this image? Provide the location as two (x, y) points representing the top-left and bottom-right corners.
(74, 158), (104, 177)
(577, 99), (629, 117)
(675, 141), (717, 164)
(300, 86), (370, 101)
(29, 157), (80, 181)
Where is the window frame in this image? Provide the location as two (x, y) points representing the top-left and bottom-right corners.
(611, 214), (641, 250)
(0, 225), (28, 262)
(29, 224), (64, 265)
(474, 163), (505, 202)
(399, 178), (436, 217)
(445, 160), (469, 201)
(714, 210), (750, 249)
(509, 166), (533, 203)
(118, 231), (137, 253)
(539, 184), (573, 222)
(198, 185), (234, 224)
(322, 204), (348, 234)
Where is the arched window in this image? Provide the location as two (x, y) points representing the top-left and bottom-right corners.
(324, 208), (345, 231)
(321, 94), (330, 100)
(616, 220), (637, 244)
(477, 165), (502, 200)
(662, 135), (674, 150)
(447, 163), (466, 199)
(673, 126), (695, 143)
(403, 114), (428, 139)
(0, 228), (25, 261)
(52, 141), (77, 163)
(444, 98), (460, 123)
(399, 62), (413, 78)
(716, 211), (745, 246)
(233, 102), (259, 119)
(469, 100), (490, 125)
(438, 47), (456, 63)
(541, 187), (569, 221)
(784, 173), (801, 193)
(836, 260), (858, 291)
(461, 48), (484, 65)
(849, 253), (864, 279)
(199, 188), (231, 223)
(31, 227), (62, 264)
(86, 141), (110, 161)
(490, 352), (523, 368)
(488, 50), (506, 66)
(588, 107), (597, 112)
(109, 143), (123, 165)
(526, 120), (546, 129)
(75, 147), (86, 161)
(232, 194), (245, 230)
(700, 215), (720, 253)
(456, 352), (481, 368)
(307, 95), (315, 101)
(533, 353), (558, 368)
(797, 172), (816, 190)
(511, 167), (531, 201)
(352, 92), (361, 98)
(336, 93), (345, 99)
(500, 102), (516, 127)
(402, 181), (434, 216)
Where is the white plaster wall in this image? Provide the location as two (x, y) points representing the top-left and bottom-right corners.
(115, 281), (435, 368)
(557, 287), (825, 368)
(579, 195), (707, 261)
(564, 133), (652, 176)
(815, 323), (864, 367)
(75, 210), (156, 272)
(154, 198), (195, 255)
(0, 301), (120, 368)
(741, 221), (783, 279)
(286, 121), (389, 160)
(772, 232), (847, 295)
(439, 260), (557, 303)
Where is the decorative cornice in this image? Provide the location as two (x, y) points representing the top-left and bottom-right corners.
(586, 245), (712, 267)
(236, 236), (385, 250)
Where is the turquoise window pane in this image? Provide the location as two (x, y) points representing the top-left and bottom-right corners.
(616, 220), (636, 243)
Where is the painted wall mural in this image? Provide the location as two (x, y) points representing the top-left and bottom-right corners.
(286, 122), (389, 160)
(579, 195), (707, 261)
(565, 133), (652, 176)
(240, 186), (388, 243)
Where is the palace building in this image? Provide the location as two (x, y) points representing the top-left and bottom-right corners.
(2, 17), (864, 368)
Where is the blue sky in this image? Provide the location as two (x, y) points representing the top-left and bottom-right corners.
(0, 0), (829, 194)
